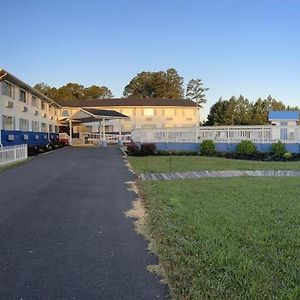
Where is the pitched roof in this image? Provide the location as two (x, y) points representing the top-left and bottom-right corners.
(82, 108), (129, 118)
(0, 68), (61, 107)
(56, 98), (197, 108)
(268, 111), (299, 121)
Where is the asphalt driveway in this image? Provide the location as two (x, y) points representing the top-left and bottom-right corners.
(0, 146), (168, 299)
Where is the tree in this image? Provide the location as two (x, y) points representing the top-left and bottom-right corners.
(34, 83), (57, 99)
(83, 85), (113, 99)
(34, 82), (113, 101)
(55, 83), (84, 100)
(164, 68), (184, 99)
(123, 68), (184, 99)
(186, 79), (209, 107)
(204, 95), (288, 126)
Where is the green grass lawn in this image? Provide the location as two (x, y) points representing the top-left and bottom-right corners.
(128, 156), (300, 173)
(0, 159), (29, 172)
(141, 177), (300, 299)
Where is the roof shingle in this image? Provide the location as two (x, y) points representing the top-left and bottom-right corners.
(56, 98), (197, 108)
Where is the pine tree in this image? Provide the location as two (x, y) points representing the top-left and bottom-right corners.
(186, 79), (209, 107)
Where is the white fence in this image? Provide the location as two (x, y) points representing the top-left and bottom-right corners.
(0, 144), (28, 167)
(79, 132), (132, 144)
(132, 125), (300, 144)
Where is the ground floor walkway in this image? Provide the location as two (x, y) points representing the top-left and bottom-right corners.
(0, 147), (168, 299)
(139, 169), (300, 180)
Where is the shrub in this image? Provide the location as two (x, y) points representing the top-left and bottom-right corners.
(271, 141), (286, 157)
(140, 143), (157, 156)
(236, 141), (256, 156)
(283, 152), (292, 160)
(200, 140), (216, 156)
(127, 143), (140, 156)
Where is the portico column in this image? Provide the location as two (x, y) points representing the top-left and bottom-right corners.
(99, 121), (102, 140)
(119, 119), (122, 142)
(69, 119), (73, 145)
(102, 118), (106, 141)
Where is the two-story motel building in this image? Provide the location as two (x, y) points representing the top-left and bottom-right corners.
(0, 69), (198, 147)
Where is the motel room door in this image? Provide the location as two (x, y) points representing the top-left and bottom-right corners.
(280, 128), (288, 140)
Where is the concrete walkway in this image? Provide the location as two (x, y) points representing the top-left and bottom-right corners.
(0, 147), (168, 299)
(139, 170), (300, 181)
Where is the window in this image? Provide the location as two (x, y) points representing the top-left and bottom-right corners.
(2, 116), (15, 130)
(141, 124), (156, 129)
(41, 101), (46, 110)
(49, 124), (53, 133)
(164, 108), (175, 117)
(32, 121), (39, 132)
(86, 126), (92, 133)
(41, 123), (47, 132)
(32, 95), (39, 108)
(184, 109), (195, 117)
(121, 124), (132, 132)
(19, 118), (29, 131)
(164, 124), (176, 128)
(61, 109), (70, 117)
(2, 81), (13, 97)
(20, 90), (27, 103)
(143, 108), (155, 116)
(55, 126), (59, 133)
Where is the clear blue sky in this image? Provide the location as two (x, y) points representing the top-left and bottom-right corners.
(1, 0), (299, 118)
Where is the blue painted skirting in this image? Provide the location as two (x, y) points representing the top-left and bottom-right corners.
(1, 130), (59, 147)
(148, 142), (300, 154)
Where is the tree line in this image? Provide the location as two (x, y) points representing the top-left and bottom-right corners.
(204, 95), (299, 126)
(34, 82), (113, 101)
(34, 68), (208, 106)
(34, 68), (298, 126)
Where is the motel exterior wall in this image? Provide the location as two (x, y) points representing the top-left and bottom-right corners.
(61, 106), (198, 134)
(0, 78), (60, 147)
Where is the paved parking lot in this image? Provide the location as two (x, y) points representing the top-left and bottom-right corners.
(0, 147), (168, 299)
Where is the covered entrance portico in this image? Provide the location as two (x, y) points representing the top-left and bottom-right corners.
(62, 108), (129, 146)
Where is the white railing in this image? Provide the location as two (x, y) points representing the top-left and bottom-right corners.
(0, 144), (28, 167)
(132, 125), (300, 144)
(79, 132), (132, 144)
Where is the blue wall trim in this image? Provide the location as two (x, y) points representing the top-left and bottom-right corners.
(148, 142), (300, 154)
(1, 130), (59, 147)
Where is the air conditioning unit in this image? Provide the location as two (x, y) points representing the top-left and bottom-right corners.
(23, 106), (28, 112)
(5, 101), (14, 108)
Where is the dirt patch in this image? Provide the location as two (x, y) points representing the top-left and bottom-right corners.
(124, 181), (148, 237)
(124, 166), (168, 286)
(124, 158), (136, 175)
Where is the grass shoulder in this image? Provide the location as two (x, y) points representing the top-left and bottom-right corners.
(0, 159), (30, 173)
(140, 177), (300, 299)
(128, 155), (300, 173)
